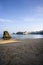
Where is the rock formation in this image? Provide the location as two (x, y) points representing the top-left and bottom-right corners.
(2, 31), (11, 40)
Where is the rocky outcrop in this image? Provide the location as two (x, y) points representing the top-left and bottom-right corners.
(2, 31), (11, 40)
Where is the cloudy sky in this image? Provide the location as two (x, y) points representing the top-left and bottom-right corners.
(0, 0), (43, 33)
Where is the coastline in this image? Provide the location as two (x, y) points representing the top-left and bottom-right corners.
(0, 39), (20, 44)
(0, 38), (43, 44)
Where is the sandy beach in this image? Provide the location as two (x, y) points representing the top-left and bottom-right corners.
(0, 39), (20, 44)
(0, 38), (43, 65)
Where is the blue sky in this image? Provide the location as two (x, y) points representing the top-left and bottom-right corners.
(0, 0), (43, 33)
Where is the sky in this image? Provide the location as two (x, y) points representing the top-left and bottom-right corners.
(0, 0), (43, 33)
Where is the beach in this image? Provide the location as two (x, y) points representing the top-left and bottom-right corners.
(0, 39), (20, 44)
(0, 38), (43, 65)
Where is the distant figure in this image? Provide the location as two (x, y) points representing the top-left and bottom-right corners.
(2, 31), (11, 40)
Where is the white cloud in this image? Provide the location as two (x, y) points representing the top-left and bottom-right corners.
(0, 18), (20, 23)
(0, 6), (43, 25)
(22, 16), (43, 24)
(35, 6), (43, 13)
(0, 18), (13, 22)
(22, 6), (43, 23)
(32, 6), (43, 17)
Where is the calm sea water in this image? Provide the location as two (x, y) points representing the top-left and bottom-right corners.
(11, 34), (43, 39)
(0, 34), (43, 39)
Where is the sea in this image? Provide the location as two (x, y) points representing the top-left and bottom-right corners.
(0, 34), (43, 39)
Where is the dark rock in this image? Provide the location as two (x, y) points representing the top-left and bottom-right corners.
(2, 31), (11, 40)
(16, 32), (23, 35)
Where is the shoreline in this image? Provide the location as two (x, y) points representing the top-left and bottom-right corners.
(0, 38), (43, 44)
(0, 39), (20, 44)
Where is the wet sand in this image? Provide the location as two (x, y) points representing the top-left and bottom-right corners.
(0, 38), (43, 65)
